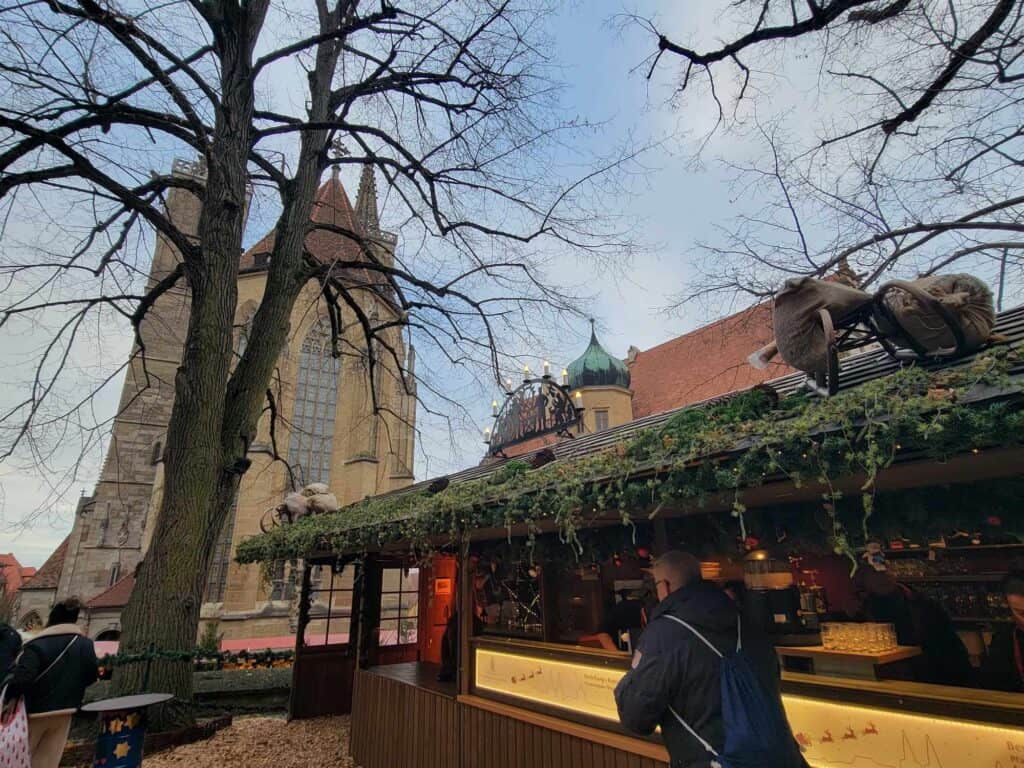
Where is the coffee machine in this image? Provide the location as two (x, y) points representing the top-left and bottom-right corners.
(743, 550), (820, 646)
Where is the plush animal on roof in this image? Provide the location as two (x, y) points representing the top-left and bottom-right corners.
(260, 482), (340, 532)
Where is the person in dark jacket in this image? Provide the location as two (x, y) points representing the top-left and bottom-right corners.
(3, 599), (98, 768)
(854, 566), (974, 687)
(614, 551), (800, 768)
(0, 620), (21, 673)
(980, 572), (1024, 692)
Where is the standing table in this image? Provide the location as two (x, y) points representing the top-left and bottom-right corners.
(81, 693), (173, 768)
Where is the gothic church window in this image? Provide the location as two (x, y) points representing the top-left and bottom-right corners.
(204, 492), (237, 603)
(288, 319), (341, 486)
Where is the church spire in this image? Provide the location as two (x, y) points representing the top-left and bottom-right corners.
(354, 163), (380, 234)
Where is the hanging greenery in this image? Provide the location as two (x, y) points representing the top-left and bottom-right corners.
(235, 348), (1022, 566)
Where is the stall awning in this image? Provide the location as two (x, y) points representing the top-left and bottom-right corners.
(236, 304), (1024, 564)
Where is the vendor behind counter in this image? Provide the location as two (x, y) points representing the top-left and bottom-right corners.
(980, 572), (1024, 692)
(853, 565), (974, 687)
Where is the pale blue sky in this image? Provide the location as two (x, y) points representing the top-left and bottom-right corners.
(2, 2), (1021, 567)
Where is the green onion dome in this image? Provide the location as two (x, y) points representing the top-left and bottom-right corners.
(566, 322), (631, 389)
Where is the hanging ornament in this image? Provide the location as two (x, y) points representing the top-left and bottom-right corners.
(636, 546), (650, 560)
(612, 553), (623, 568)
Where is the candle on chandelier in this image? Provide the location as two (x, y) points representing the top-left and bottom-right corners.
(561, 368), (568, 386)
(492, 399), (499, 416)
(543, 360), (550, 377)
(523, 364), (531, 378)
(574, 391), (582, 407)
(484, 426), (492, 441)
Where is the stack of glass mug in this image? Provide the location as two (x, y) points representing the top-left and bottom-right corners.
(820, 622), (898, 653)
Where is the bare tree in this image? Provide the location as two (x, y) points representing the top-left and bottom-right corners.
(0, 0), (634, 727)
(637, 0), (1024, 307)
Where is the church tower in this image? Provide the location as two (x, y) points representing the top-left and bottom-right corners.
(566, 321), (634, 433)
(57, 159), (207, 605)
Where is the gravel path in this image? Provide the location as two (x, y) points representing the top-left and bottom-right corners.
(143, 716), (358, 768)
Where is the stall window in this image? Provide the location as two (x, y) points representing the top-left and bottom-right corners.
(594, 409), (609, 432)
(303, 565), (355, 647)
(379, 567), (419, 646)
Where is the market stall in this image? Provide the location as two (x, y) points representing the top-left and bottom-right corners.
(237, 304), (1024, 768)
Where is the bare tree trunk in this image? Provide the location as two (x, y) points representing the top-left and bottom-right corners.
(112, 12), (263, 728)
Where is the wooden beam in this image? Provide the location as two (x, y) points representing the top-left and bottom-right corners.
(458, 550), (473, 697)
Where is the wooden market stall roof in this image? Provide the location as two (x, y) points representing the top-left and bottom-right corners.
(376, 302), (1024, 497)
(236, 304), (1024, 563)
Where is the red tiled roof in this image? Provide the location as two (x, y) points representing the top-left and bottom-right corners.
(85, 574), (136, 609)
(241, 173), (370, 277)
(20, 537), (69, 591)
(0, 554), (26, 596)
(629, 302), (792, 418)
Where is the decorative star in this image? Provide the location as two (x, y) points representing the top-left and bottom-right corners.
(107, 718), (123, 734)
(113, 741), (131, 759)
(125, 713), (141, 729)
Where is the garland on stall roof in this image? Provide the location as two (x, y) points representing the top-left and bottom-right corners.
(234, 347), (1023, 567)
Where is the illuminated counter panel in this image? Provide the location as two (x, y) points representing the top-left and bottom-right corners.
(472, 647), (1024, 765)
(474, 648), (623, 722)
(785, 694), (1023, 767)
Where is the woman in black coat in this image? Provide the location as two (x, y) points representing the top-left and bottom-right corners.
(0, 620), (22, 673)
(3, 600), (98, 768)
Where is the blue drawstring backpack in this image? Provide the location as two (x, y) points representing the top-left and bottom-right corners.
(661, 615), (804, 768)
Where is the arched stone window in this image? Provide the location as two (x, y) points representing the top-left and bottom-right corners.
(288, 319), (341, 486)
(204, 492), (237, 604)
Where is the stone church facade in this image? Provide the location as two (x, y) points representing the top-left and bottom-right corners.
(35, 159), (416, 642)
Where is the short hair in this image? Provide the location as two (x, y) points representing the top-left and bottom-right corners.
(1003, 571), (1024, 597)
(653, 550), (702, 589)
(47, 598), (81, 627)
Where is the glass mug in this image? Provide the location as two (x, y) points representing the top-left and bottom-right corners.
(820, 622), (897, 652)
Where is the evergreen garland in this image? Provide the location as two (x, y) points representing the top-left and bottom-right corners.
(235, 348), (1022, 566)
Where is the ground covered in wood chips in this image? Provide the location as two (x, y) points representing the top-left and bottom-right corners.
(143, 715), (357, 768)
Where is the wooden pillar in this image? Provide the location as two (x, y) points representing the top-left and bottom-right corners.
(287, 563), (313, 721)
(355, 556), (377, 670)
(348, 557), (364, 662)
(458, 549), (473, 696)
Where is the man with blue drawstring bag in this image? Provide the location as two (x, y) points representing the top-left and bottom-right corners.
(614, 550), (808, 768)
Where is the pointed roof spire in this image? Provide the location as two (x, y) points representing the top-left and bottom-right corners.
(354, 164), (380, 234)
